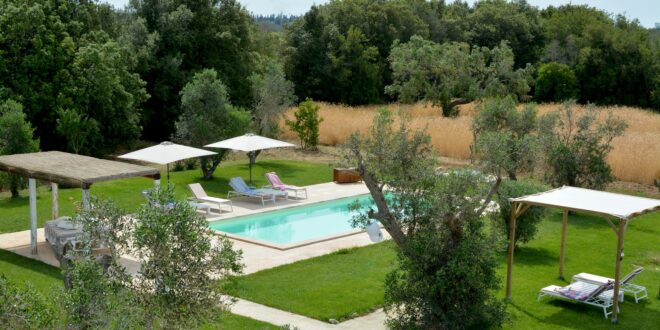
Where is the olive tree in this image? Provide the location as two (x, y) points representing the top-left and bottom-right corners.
(132, 186), (243, 326)
(175, 69), (252, 179)
(0, 99), (39, 198)
(472, 96), (538, 180)
(539, 101), (627, 189)
(386, 36), (533, 116)
(248, 60), (296, 164)
(342, 110), (506, 329)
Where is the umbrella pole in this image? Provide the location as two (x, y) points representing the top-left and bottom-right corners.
(167, 163), (170, 184)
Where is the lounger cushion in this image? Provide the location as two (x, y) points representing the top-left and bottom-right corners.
(556, 286), (593, 301)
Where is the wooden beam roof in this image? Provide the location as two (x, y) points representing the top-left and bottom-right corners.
(0, 151), (160, 187)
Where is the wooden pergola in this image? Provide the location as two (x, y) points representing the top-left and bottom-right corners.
(505, 186), (660, 323)
(0, 151), (160, 255)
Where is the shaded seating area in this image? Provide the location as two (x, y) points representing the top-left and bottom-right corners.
(44, 217), (81, 259)
(505, 186), (660, 323)
(0, 151), (160, 258)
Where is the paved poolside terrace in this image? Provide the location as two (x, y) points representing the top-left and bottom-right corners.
(0, 181), (390, 329)
(0, 182), (386, 274)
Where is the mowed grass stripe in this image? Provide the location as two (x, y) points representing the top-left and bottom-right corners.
(224, 242), (397, 322)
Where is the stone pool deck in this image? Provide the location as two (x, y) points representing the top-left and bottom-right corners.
(0, 181), (389, 329)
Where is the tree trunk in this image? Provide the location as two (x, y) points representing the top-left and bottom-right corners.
(508, 171), (517, 181)
(9, 175), (20, 198)
(441, 98), (469, 117)
(200, 156), (221, 180)
(355, 159), (407, 249)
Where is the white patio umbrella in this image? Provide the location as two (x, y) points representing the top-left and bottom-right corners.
(205, 133), (295, 182)
(118, 141), (216, 181)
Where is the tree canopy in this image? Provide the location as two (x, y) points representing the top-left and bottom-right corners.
(386, 36), (533, 116)
(0, 0), (658, 159)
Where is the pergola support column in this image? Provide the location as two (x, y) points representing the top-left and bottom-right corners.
(81, 183), (91, 211)
(28, 178), (37, 255)
(51, 182), (58, 219)
(611, 218), (626, 323)
(559, 209), (569, 279)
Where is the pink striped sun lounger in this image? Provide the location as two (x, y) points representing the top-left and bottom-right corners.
(265, 172), (308, 199)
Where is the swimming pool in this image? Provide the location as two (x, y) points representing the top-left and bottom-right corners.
(209, 194), (373, 249)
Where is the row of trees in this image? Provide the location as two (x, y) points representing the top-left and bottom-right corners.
(0, 0), (281, 156)
(284, 0), (660, 111)
(1, 0), (656, 159)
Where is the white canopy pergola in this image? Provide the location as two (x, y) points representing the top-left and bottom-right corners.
(505, 186), (660, 323)
(205, 134), (295, 182)
(118, 141), (216, 181)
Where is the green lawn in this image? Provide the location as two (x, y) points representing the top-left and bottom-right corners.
(0, 159), (332, 234)
(0, 249), (279, 329)
(223, 209), (660, 329)
(224, 242), (398, 322)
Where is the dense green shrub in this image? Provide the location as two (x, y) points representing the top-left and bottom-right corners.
(0, 99), (40, 198)
(472, 96), (538, 180)
(0, 275), (57, 329)
(286, 99), (323, 150)
(539, 101), (627, 189)
(133, 186), (243, 327)
(535, 62), (578, 102)
(496, 179), (548, 246)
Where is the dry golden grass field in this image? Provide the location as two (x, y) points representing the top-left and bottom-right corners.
(281, 102), (660, 185)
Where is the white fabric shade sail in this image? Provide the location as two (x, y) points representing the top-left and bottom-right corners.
(506, 185), (659, 323)
(204, 133), (295, 152)
(510, 186), (660, 220)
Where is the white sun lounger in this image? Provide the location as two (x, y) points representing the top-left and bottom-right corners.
(572, 268), (647, 303)
(187, 183), (233, 213)
(538, 281), (621, 319)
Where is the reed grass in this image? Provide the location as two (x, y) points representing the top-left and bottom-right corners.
(281, 102), (660, 184)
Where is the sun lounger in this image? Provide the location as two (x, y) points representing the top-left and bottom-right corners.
(572, 268), (647, 303)
(227, 177), (287, 205)
(538, 281), (621, 319)
(187, 183), (233, 213)
(265, 172), (308, 199)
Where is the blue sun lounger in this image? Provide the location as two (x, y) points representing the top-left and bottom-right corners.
(227, 177), (287, 205)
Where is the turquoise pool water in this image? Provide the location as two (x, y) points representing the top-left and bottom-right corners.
(209, 194), (373, 245)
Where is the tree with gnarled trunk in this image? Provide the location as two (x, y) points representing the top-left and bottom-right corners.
(341, 109), (506, 328)
(175, 69), (251, 179)
(386, 36), (533, 117)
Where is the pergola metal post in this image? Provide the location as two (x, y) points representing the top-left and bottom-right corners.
(611, 218), (626, 323)
(559, 210), (569, 279)
(28, 178), (37, 255)
(51, 182), (58, 219)
(81, 183), (91, 211)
